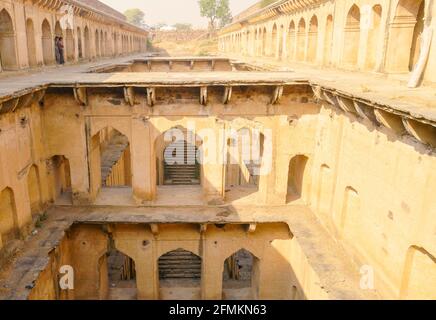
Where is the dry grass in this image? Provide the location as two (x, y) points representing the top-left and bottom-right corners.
(152, 36), (219, 57)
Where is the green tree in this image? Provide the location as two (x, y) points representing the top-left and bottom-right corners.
(198, 0), (232, 30)
(124, 8), (145, 27)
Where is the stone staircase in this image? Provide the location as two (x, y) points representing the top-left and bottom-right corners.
(159, 249), (201, 279)
(100, 134), (129, 187)
(164, 140), (199, 185)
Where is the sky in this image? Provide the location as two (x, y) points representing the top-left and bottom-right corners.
(99, 0), (259, 28)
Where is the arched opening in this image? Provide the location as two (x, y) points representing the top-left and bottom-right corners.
(254, 30), (258, 56)
(91, 127), (132, 203)
(409, 1), (425, 71)
(156, 127), (202, 187)
(98, 248), (137, 300)
(288, 21), (296, 60)
(84, 26), (90, 59)
(307, 15), (318, 63)
(343, 4), (361, 67)
(26, 19), (37, 68)
(323, 15), (334, 65)
(77, 27), (83, 59)
(113, 33), (118, 56)
(222, 249), (260, 300)
(400, 246), (436, 299)
(339, 187), (360, 237)
(386, 0), (425, 73)
(49, 155), (72, 205)
(225, 128), (265, 203)
(262, 27), (267, 56)
(66, 28), (75, 61)
(271, 24), (278, 57)
(158, 249), (202, 300)
(41, 19), (53, 65)
(0, 9), (17, 71)
(278, 25), (284, 59)
(365, 5), (382, 70)
(287, 155), (309, 203)
(0, 187), (18, 249)
(100, 30), (104, 56)
(27, 165), (41, 217)
(296, 18), (306, 61)
(54, 21), (63, 64)
(104, 31), (109, 56)
(95, 30), (100, 57)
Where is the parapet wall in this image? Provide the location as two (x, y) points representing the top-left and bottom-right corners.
(218, 0), (436, 86)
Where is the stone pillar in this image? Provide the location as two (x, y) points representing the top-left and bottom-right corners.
(131, 117), (155, 202)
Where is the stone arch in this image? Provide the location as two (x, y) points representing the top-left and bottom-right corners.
(48, 155), (72, 204)
(288, 21), (296, 60)
(262, 27), (267, 56)
(365, 5), (383, 71)
(386, 0), (425, 72)
(0, 187), (19, 248)
(271, 24), (278, 57)
(287, 155), (309, 203)
(155, 126), (203, 186)
(400, 246), (436, 299)
(41, 19), (54, 65)
(95, 29), (100, 57)
(343, 4), (361, 67)
(222, 248), (260, 300)
(77, 27), (83, 59)
(104, 31), (109, 56)
(307, 15), (318, 63)
(225, 127), (263, 190)
(90, 127), (132, 200)
(27, 165), (42, 216)
(66, 28), (75, 61)
(26, 18), (37, 68)
(54, 21), (63, 38)
(0, 8), (17, 70)
(84, 26), (90, 59)
(339, 186), (360, 236)
(98, 246), (137, 300)
(296, 18), (306, 61)
(323, 15), (334, 65)
(158, 248), (202, 300)
(100, 30), (104, 56)
(278, 24), (284, 59)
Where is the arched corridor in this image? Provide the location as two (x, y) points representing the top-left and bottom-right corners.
(49, 155), (72, 205)
(307, 15), (318, 63)
(41, 19), (53, 65)
(343, 4), (361, 67)
(222, 249), (259, 300)
(0, 9), (17, 70)
(288, 21), (296, 60)
(365, 5), (382, 71)
(297, 18), (306, 61)
(99, 249), (137, 300)
(323, 15), (334, 65)
(26, 19), (37, 68)
(386, 0), (426, 73)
